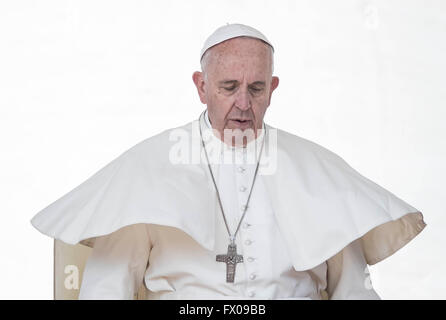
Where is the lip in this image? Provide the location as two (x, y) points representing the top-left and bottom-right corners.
(230, 119), (252, 122)
(228, 119), (253, 129)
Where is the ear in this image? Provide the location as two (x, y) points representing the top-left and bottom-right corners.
(267, 76), (279, 106)
(192, 71), (207, 104)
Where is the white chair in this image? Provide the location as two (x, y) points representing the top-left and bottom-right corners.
(53, 239), (148, 300)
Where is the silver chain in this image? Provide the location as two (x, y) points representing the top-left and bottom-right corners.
(198, 112), (266, 245)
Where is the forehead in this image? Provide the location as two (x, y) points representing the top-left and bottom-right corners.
(206, 37), (272, 79)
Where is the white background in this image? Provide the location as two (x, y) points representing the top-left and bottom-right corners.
(0, 0), (444, 299)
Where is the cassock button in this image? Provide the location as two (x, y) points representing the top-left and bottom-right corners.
(240, 205), (248, 212)
(247, 257), (254, 262)
(244, 239), (252, 245)
(238, 166), (246, 173)
(239, 186), (247, 192)
(248, 291), (255, 297)
(249, 273), (256, 280)
(243, 222), (250, 229)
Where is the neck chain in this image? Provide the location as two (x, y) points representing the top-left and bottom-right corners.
(198, 111), (266, 283)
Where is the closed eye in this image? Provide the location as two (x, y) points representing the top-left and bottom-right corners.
(249, 87), (264, 94)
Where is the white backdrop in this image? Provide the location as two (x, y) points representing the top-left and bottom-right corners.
(0, 0), (444, 299)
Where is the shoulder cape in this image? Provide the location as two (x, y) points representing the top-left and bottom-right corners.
(31, 117), (426, 271)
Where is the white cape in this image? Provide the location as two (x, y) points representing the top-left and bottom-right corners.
(31, 116), (426, 271)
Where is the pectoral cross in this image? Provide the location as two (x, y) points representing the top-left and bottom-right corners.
(216, 243), (243, 283)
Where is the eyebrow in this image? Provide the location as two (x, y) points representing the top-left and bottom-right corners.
(218, 80), (266, 86)
(218, 80), (238, 86)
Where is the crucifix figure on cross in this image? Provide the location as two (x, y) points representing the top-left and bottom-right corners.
(216, 243), (244, 283)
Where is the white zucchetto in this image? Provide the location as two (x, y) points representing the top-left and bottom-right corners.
(200, 23), (274, 61)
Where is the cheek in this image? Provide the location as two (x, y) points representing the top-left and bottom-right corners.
(251, 100), (269, 123)
(211, 94), (234, 112)
(207, 96), (233, 125)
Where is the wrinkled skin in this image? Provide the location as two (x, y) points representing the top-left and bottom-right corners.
(193, 37), (279, 146)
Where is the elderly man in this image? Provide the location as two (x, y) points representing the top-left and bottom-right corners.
(31, 24), (426, 300)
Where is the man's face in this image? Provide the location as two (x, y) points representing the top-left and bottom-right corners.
(193, 37), (279, 145)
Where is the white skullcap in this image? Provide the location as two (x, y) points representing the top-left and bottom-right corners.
(200, 23), (274, 61)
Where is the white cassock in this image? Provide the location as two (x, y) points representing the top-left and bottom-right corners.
(30, 110), (426, 299)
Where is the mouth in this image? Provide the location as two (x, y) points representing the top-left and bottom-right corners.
(230, 119), (252, 125)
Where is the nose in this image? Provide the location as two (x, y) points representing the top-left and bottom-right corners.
(234, 87), (251, 111)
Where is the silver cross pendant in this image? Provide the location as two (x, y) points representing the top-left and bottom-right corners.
(216, 243), (244, 283)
